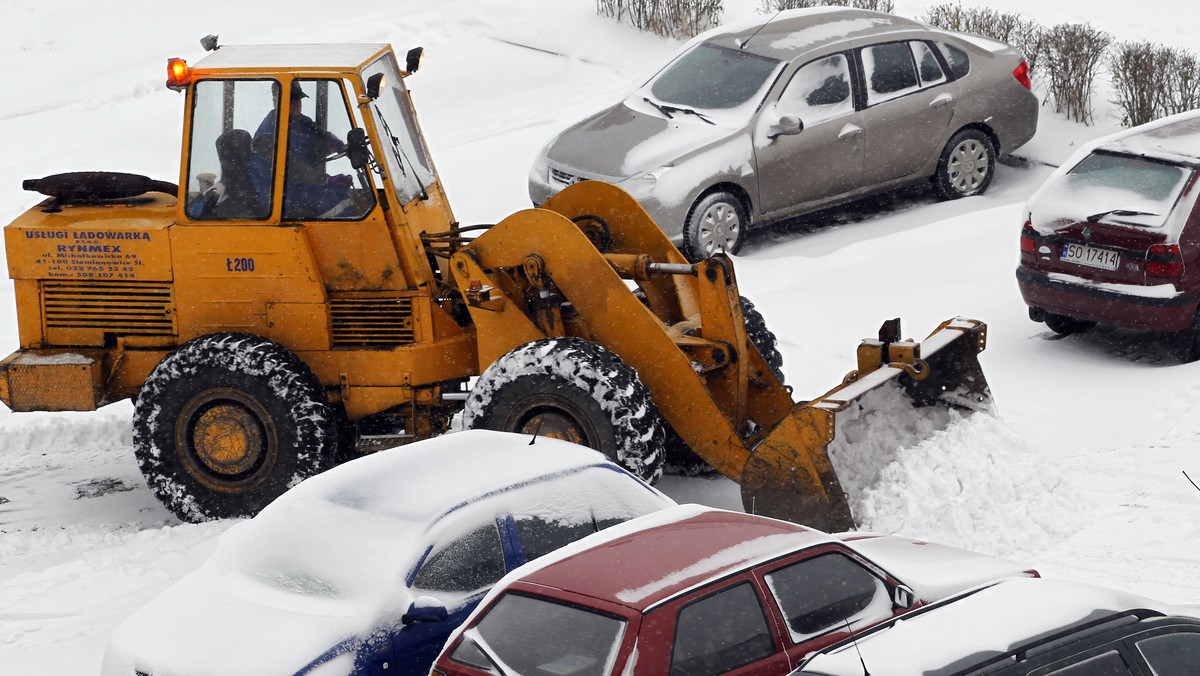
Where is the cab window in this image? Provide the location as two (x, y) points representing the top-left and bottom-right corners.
(186, 79), (278, 221)
(777, 54), (854, 126)
(361, 54), (437, 204)
(275, 79), (377, 221)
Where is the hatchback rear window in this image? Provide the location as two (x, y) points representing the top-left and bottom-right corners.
(1032, 151), (1192, 229)
(456, 593), (625, 676)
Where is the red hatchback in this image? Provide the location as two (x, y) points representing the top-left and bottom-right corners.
(431, 505), (1035, 676)
(1017, 111), (1200, 360)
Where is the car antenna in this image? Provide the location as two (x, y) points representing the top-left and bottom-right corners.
(740, 10), (782, 50)
(842, 617), (871, 676)
(528, 416), (545, 445)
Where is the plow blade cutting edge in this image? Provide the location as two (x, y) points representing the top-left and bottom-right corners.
(740, 318), (992, 532)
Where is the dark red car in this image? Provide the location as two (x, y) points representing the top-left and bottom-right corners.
(1017, 111), (1200, 360)
(431, 505), (1036, 676)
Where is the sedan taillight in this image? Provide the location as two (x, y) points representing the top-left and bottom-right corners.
(1020, 222), (1036, 254)
(1147, 243), (1183, 278)
(1013, 60), (1032, 90)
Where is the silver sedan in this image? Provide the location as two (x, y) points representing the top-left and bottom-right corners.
(530, 8), (1038, 259)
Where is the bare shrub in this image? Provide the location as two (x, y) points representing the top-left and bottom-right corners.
(596, 0), (723, 39)
(1161, 49), (1200, 117)
(1042, 23), (1111, 125)
(1109, 42), (1169, 127)
(922, 3), (1046, 77)
(756, 0), (895, 14)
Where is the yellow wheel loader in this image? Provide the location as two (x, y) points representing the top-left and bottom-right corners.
(0, 41), (990, 529)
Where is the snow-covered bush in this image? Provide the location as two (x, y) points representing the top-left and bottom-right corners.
(756, 0), (894, 13)
(596, 0), (722, 39)
(1109, 42), (1200, 126)
(922, 3), (1046, 77)
(1042, 22), (1111, 125)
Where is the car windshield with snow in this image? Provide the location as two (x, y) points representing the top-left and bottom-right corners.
(529, 7), (1038, 260)
(432, 505), (1037, 676)
(1017, 110), (1200, 360)
(100, 431), (675, 676)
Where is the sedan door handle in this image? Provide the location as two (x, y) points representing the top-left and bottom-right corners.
(930, 93), (954, 108)
(838, 123), (863, 140)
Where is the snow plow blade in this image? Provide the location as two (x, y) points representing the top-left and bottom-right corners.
(741, 318), (991, 532)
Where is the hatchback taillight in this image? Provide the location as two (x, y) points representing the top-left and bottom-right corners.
(1013, 60), (1032, 90)
(1020, 222), (1036, 254)
(1147, 243), (1183, 277)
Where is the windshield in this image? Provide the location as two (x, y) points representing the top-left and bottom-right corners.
(649, 42), (782, 111)
(456, 593), (626, 676)
(1033, 150), (1192, 229)
(361, 54), (437, 204)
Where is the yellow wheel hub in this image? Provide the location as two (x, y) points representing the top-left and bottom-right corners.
(191, 403), (264, 476)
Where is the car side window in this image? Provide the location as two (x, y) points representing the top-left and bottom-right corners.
(515, 515), (598, 562)
(1040, 650), (1133, 675)
(777, 54), (854, 126)
(935, 41), (971, 79)
(763, 552), (887, 640)
(862, 42), (921, 105)
(911, 42), (947, 86)
(411, 522), (506, 593)
(670, 582), (775, 676)
(1133, 632), (1200, 674)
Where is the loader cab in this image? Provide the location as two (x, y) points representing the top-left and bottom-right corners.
(174, 44), (457, 291)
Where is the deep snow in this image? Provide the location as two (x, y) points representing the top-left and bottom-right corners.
(4, 0), (1200, 673)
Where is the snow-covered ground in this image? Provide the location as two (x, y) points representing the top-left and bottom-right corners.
(4, 0), (1200, 672)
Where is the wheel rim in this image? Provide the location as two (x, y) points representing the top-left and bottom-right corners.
(946, 138), (990, 195)
(696, 200), (741, 256)
(177, 388), (278, 491)
(502, 394), (598, 448)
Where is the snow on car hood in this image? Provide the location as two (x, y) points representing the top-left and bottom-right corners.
(102, 499), (419, 675)
(544, 100), (739, 180)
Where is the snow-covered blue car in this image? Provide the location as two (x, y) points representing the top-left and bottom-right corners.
(100, 430), (675, 676)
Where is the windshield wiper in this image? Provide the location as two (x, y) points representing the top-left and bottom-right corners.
(665, 105), (715, 125)
(643, 97), (715, 125)
(1086, 209), (1159, 223)
(643, 97), (674, 119)
(462, 629), (511, 676)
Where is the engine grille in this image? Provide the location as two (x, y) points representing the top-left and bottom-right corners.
(550, 167), (589, 186)
(42, 281), (175, 335)
(330, 296), (416, 347)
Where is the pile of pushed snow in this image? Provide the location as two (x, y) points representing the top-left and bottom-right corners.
(846, 411), (1080, 559)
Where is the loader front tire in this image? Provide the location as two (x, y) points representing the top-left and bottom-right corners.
(666, 296), (785, 475)
(133, 334), (338, 522)
(464, 338), (665, 484)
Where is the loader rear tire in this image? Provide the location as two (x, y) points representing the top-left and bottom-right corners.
(464, 338), (665, 484)
(133, 334), (338, 522)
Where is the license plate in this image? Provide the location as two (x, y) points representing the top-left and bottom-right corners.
(1061, 243), (1119, 271)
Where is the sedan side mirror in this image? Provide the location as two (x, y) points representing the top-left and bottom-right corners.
(892, 584), (915, 609)
(401, 596), (448, 625)
(768, 114), (804, 140)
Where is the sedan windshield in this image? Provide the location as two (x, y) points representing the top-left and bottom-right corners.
(1033, 151), (1192, 229)
(458, 593), (626, 676)
(650, 42), (782, 111)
